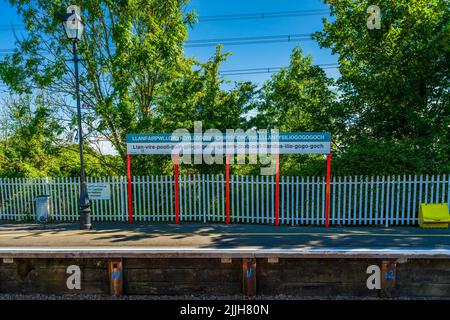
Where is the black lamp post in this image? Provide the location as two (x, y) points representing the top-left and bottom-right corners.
(63, 6), (91, 230)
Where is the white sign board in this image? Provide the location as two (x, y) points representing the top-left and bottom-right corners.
(87, 183), (111, 200)
(126, 132), (331, 155)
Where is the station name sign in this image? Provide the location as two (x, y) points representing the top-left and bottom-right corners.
(126, 132), (331, 155)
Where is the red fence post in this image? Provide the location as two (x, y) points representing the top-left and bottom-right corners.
(275, 154), (280, 226)
(126, 153), (133, 224)
(325, 153), (332, 228)
(226, 155), (230, 224)
(174, 155), (180, 224)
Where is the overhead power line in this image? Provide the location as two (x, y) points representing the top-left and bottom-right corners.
(0, 33), (319, 53)
(199, 9), (330, 22)
(185, 33), (315, 47)
(218, 63), (339, 76)
(0, 26), (26, 32)
(0, 49), (48, 53)
(0, 9), (330, 31)
(185, 38), (314, 48)
(187, 33), (312, 43)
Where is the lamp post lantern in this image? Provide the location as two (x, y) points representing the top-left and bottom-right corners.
(63, 6), (91, 230)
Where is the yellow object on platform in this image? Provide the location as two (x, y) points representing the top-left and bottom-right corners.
(419, 203), (450, 228)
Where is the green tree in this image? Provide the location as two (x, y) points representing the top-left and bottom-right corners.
(0, 94), (120, 178)
(0, 95), (63, 177)
(156, 46), (255, 134)
(315, 0), (450, 175)
(253, 47), (336, 133)
(0, 0), (196, 172)
(251, 47), (337, 176)
(0, 1), (260, 177)
(135, 45), (257, 175)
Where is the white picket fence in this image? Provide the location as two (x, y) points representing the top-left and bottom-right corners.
(0, 175), (449, 226)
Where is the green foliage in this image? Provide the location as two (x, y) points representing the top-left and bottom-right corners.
(0, 95), (120, 177)
(50, 146), (122, 177)
(158, 46), (255, 132)
(252, 47), (336, 132)
(314, 0), (450, 175)
(1, 0), (196, 164)
(0, 95), (63, 177)
(250, 47), (337, 175)
(152, 45), (257, 175)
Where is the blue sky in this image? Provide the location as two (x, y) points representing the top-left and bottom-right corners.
(0, 3), (24, 56)
(184, 0), (339, 85)
(0, 0), (338, 88)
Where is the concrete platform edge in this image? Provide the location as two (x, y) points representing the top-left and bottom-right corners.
(1, 247), (450, 259)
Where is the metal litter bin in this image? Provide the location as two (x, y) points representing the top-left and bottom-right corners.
(34, 195), (50, 223)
